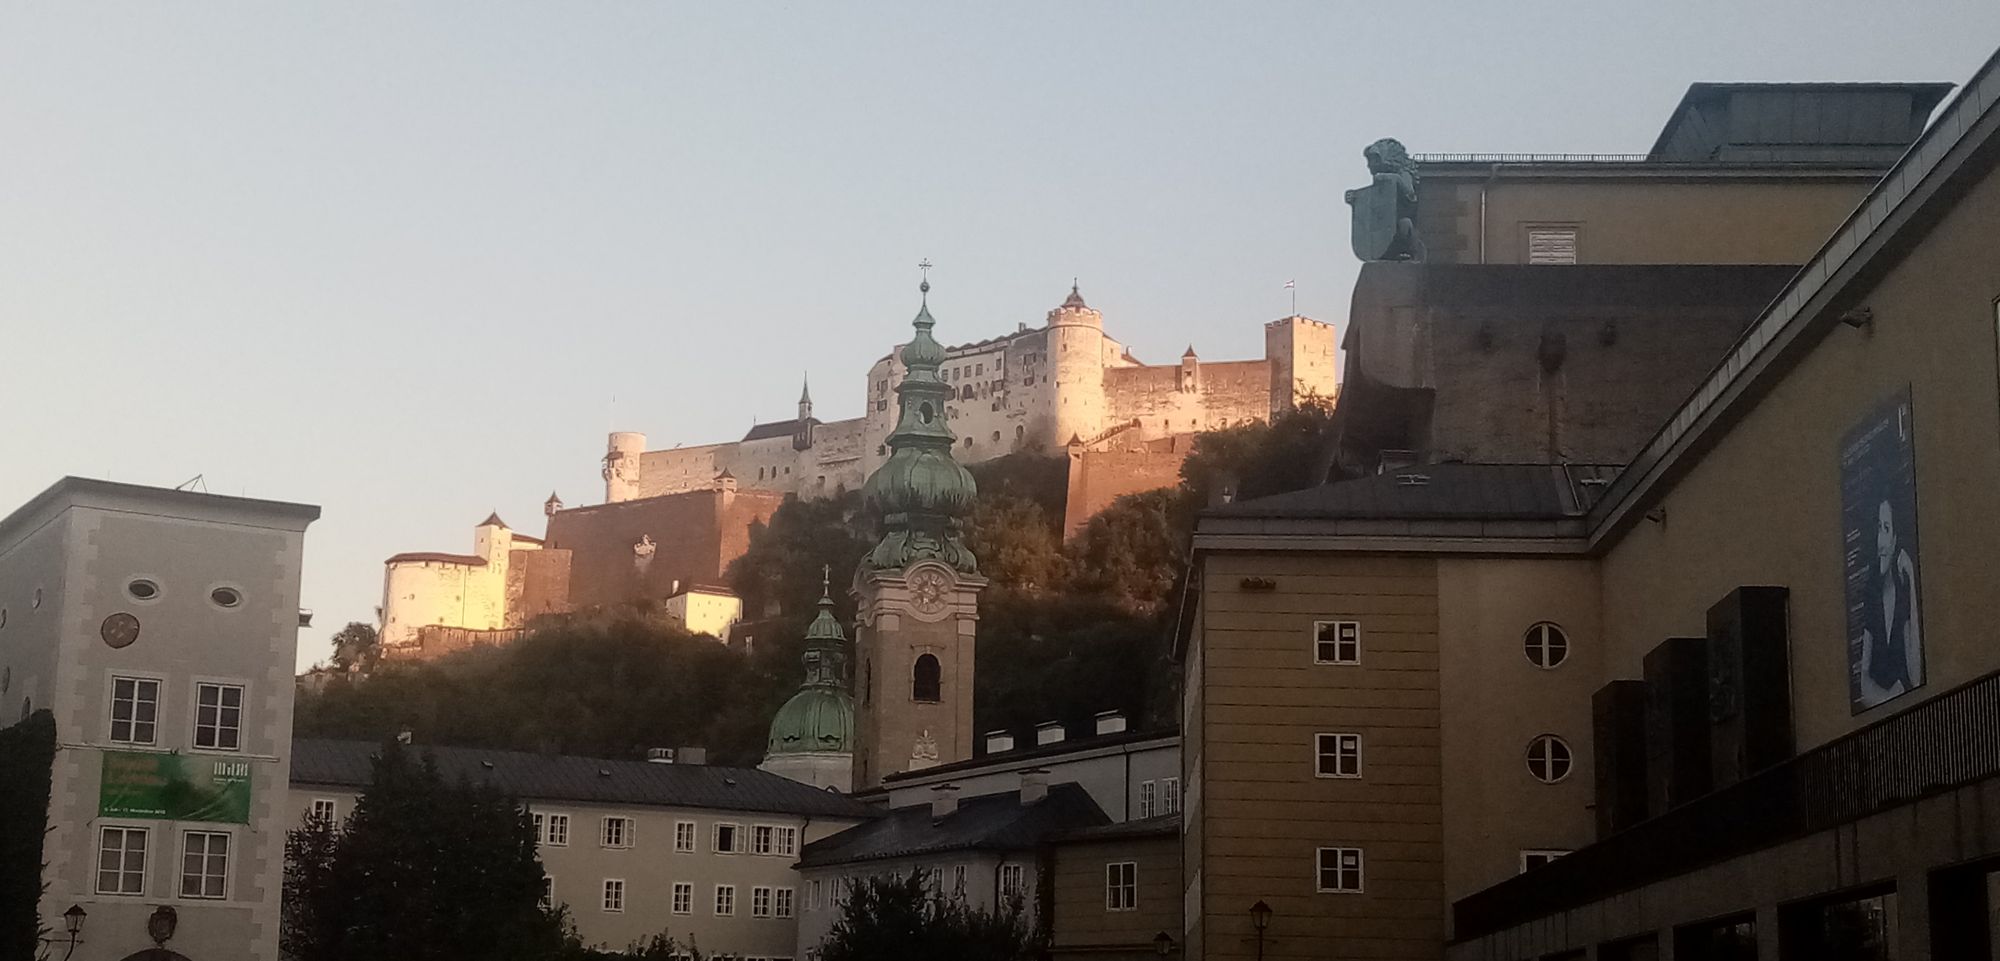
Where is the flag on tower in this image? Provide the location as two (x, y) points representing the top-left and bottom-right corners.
(1283, 279), (1295, 289)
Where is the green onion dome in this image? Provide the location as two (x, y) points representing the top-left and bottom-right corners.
(860, 279), (979, 574)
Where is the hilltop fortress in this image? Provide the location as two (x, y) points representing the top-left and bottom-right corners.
(377, 285), (1335, 657)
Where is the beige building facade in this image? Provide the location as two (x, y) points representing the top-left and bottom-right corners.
(0, 478), (318, 961)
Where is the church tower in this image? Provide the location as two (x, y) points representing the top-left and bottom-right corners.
(852, 273), (985, 791)
(794, 376), (816, 451)
(760, 572), (855, 792)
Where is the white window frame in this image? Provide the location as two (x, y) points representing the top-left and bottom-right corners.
(1520, 849), (1572, 873)
(538, 812), (571, 847)
(191, 679), (246, 752)
(107, 674), (163, 747)
(1162, 776), (1181, 813)
(714, 821), (741, 854)
(602, 878), (625, 913)
(672, 881), (693, 915)
(1312, 620), (1362, 665)
(1316, 732), (1363, 779)
(752, 823), (776, 855)
(179, 830), (232, 900)
(952, 864), (967, 898)
(1524, 621), (1570, 669)
(96, 825), (149, 896)
(1000, 863), (1025, 899)
(1316, 846), (1364, 894)
(674, 819), (697, 853)
(1105, 861), (1138, 912)
(775, 886), (794, 919)
(806, 879), (820, 911)
(1139, 780), (1157, 818)
(1527, 735), (1574, 784)
(774, 825), (798, 856)
(715, 883), (737, 916)
(540, 874), (554, 908)
(310, 798), (338, 822)
(752, 885), (773, 918)
(601, 816), (632, 849)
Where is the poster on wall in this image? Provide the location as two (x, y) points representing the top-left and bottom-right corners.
(1841, 385), (1925, 713)
(99, 750), (253, 823)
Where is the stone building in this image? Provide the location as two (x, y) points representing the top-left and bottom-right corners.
(599, 286), (1338, 505)
(0, 478), (319, 961)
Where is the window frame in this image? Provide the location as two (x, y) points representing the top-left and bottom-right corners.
(309, 798), (338, 823)
(1316, 846), (1365, 894)
(912, 653), (942, 703)
(1000, 863), (1025, 900)
(1139, 780), (1157, 818)
(537, 811), (571, 847)
(751, 823), (775, 855)
(601, 815), (632, 849)
(774, 825), (798, 857)
(715, 883), (737, 916)
(179, 829), (232, 901)
(107, 673), (164, 747)
(671, 881), (694, 915)
(1524, 622), (1571, 670)
(95, 824), (149, 897)
(1162, 776), (1181, 813)
(752, 885), (773, 918)
(1104, 861), (1138, 912)
(540, 875), (554, 909)
(775, 886), (795, 919)
(1527, 735), (1575, 784)
(602, 878), (625, 913)
(674, 819), (697, 853)
(1312, 620), (1362, 665)
(713, 821), (741, 855)
(190, 678), (247, 753)
(1316, 732), (1364, 779)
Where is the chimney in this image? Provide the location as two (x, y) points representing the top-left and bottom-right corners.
(985, 730), (1016, 754)
(677, 747), (707, 766)
(646, 748), (676, 764)
(396, 728), (413, 745)
(931, 784), (961, 820)
(1020, 769), (1049, 806)
(1094, 710), (1127, 736)
(1036, 721), (1066, 746)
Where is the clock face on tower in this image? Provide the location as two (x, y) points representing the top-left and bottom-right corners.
(908, 567), (951, 618)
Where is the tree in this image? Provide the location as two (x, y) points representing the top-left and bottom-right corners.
(1062, 488), (1189, 614)
(1178, 395), (1338, 506)
(328, 621), (380, 673)
(974, 588), (1171, 737)
(966, 493), (1066, 592)
(727, 490), (873, 624)
(281, 739), (567, 961)
(814, 868), (1040, 961)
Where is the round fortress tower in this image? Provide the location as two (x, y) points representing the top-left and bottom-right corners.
(1046, 283), (1108, 450)
(603, 431), (646, 503)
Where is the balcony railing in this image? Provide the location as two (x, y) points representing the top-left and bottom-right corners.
(1453, 668), (2000, 941)
(1412, 152), (1652, 164)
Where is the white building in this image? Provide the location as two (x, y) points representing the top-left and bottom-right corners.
(0, 478), (319, 961)
(288, 739), (877, 958)
(662, 585), (742, 642)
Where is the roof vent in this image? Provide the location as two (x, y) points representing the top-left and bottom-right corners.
(1020, 769), (1050, 806)
(985, 730), (1016, 754)
(1036, 721), (1066, 746)
(480, 760), (495, 770)
(1396, 473), (1431, 487)
(598, 769), (612, 778)
(1094, 710), (1127, 736)
(646, 748), (675, 764)
(932, 783), (961, 820)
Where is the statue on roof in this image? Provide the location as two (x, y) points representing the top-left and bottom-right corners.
(1345, 138), (1425, 262)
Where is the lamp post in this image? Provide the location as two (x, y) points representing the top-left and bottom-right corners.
(52, 904), (86, 961)
(1153, 930), (1175, 956)
(1249, 899), (1272, 961)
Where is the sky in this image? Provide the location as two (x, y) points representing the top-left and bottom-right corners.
(3, 2), (1996, 672)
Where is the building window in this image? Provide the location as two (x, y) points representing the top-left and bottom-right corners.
(537, 813), (570, 847)
(775, 886), (794, 919)
(752, 885), (773, 918)
(672, 882), (693, 915)
(1527, 735), (1574, 783)
(601, 816), (632, 849)
(180, 831), (231, 900)
(1316, 847), (1364, 893)
(1520, 849), (1571, 872)
(310, 798), (338, 823)
(193, 682), (244, 751)
(1162, 777), (1180, 813)
(1105, 862), (1138, 911)
(1316, 733), (1363, 779)
(96, 826), (148, 896)
(1527, 226), (1579, 265)
(775, 825), (798, 856)
(752, 824), (774, 855)
(713, 822), (741, 854)
(540, 875), (554, 908)
(952, 864), (967, 898)
(109, 676), (161, 746)
(1140, 780), (1157, 818)
(1524, 622), (1570, 669)
(1000, 864), (1025, 899)
(602, 879), (625, 913)
(1313, 620), (1361, 665)
(715, 884), (736, 916)
(674, 820), (697, 853)
(912, 654), (942, 703)
(806, 879), (820, 911)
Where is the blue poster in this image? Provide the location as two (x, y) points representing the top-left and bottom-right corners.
(1841, 386), (1924, 713)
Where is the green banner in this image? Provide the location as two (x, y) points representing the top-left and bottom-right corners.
(99, 751), (252, 824)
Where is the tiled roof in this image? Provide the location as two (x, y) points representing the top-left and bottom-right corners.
(1208, 463), (1622, 521)
(743, 418), (818, 442)
(384, 552), (486, 566)
(290, 739), (879, 820)
(797, 783), (1106, 868)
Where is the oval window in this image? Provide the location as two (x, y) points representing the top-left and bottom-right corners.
(211, 587), (243, 609)
(127, 579), (160, 601)
(919, 402), (935, 425)
(1527, 735), (1573, 784)
(1523, 622), (1569, 669)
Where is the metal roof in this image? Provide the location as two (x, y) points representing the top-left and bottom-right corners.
(797, 783), (1107, 868)
(1206, 464), (1622, 522)
(742, 417), (818, 442)
(290, 739), (879, 820)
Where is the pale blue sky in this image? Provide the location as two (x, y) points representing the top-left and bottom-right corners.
(3, 2), (1995, 671)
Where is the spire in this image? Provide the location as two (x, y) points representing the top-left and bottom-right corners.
(543, 492), (564, 518)
(799, 374), (813, 407)
(1183, 344), (1198, 358)
(478, 511), (506, 529)
(1063, 279), (1088, 309)
(765, 565), (854, 757)
(859, 269), (979, 574)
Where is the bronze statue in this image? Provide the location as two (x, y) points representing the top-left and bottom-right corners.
(1345, 138), (1425, 262)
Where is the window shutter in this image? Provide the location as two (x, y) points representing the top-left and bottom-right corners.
(1527, 227), (1578, 264)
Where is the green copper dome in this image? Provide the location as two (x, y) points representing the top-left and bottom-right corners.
(766, 584), (854, 757)
(860, 278), (979, 574)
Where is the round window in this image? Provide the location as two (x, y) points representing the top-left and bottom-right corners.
(211, 587), (243, 609)
(127, 579), (160, 601)
(1527, 735), (1573, 783)
(1524, 622), (1569, 669)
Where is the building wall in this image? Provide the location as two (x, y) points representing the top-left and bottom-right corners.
(1419, 176), (1877, 265)
(1049, 834), (1183, 958)
(795, 852), (1028, 956)
(881, 738), (1182, 823)
(665, 590), (742, 640)
(380, 559), (497, 647)
(545, 488), (784, 612)
(23, 490), (313, 961)
(1062, 439), (1192, 539)
(0, 509), (69, 731)
(1190, 551), (1444, 961)
(1435, 558), (1601, 906)
(287, 787), (858, 958)
(1596, 157), (2000, 754)
(1265, 315), (1342, 410)
(508, 546), (573, 625)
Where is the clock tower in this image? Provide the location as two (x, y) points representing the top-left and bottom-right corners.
(852, 272), (986, 792)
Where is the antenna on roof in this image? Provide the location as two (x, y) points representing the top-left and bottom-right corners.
(174, 474), (208, 493)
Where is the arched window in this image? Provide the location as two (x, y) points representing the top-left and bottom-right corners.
(912, 654), (942, 703)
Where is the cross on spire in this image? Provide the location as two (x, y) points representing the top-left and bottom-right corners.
(821, 563), (832, 598)
(918, 258), (933, 299)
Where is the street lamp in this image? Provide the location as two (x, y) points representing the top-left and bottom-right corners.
(1153, 930), (1175, 956)
(52, 904), (86, 960)
(1249, 900), (1272, 961)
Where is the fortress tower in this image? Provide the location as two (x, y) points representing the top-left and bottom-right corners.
(852, 276), (986, 792)
(1046, 283), (1109, 449)
(1264, 314), (1341, 412)
(603, 431), (647, 503)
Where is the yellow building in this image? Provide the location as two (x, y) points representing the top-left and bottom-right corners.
(1181, 53), (2000, 961)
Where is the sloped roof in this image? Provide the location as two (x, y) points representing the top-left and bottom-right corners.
(1208, 463), (1622, 521)
(385, 552), (486, 566)
(1049, 812), (1181, 844)
(743, 417), (818, 442)
(290, 739), (878, 820)
(797, 783), (1107, 868)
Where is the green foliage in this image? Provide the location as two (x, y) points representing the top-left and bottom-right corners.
(966, 453), (1069, 520)
(1179, 396), (1338, 506)
(975, 588), (1175, 736)
(281, 739), (567, 961)
(0, 710), (54, 961)
(728, 490), (872, 624)
(1063, 488), (1190, 613)
(813, 868), (1040, 961)
(295, 615), (796, 766)
(557, 929), (707, 960)
(967, 494), (1067, 592)
(329, 621), (380, 672)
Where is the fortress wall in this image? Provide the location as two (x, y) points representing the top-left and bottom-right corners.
(507, 547), (573, 625)
(545, 489), (783, 610)
(636, 443), (731, 498)
(1103, 360), (1271, 439)
(807, 418), (872, 494)
(731, 434), (807, 491)
(380, 560), (495, 647)
(1062, 437), (1193, 539)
